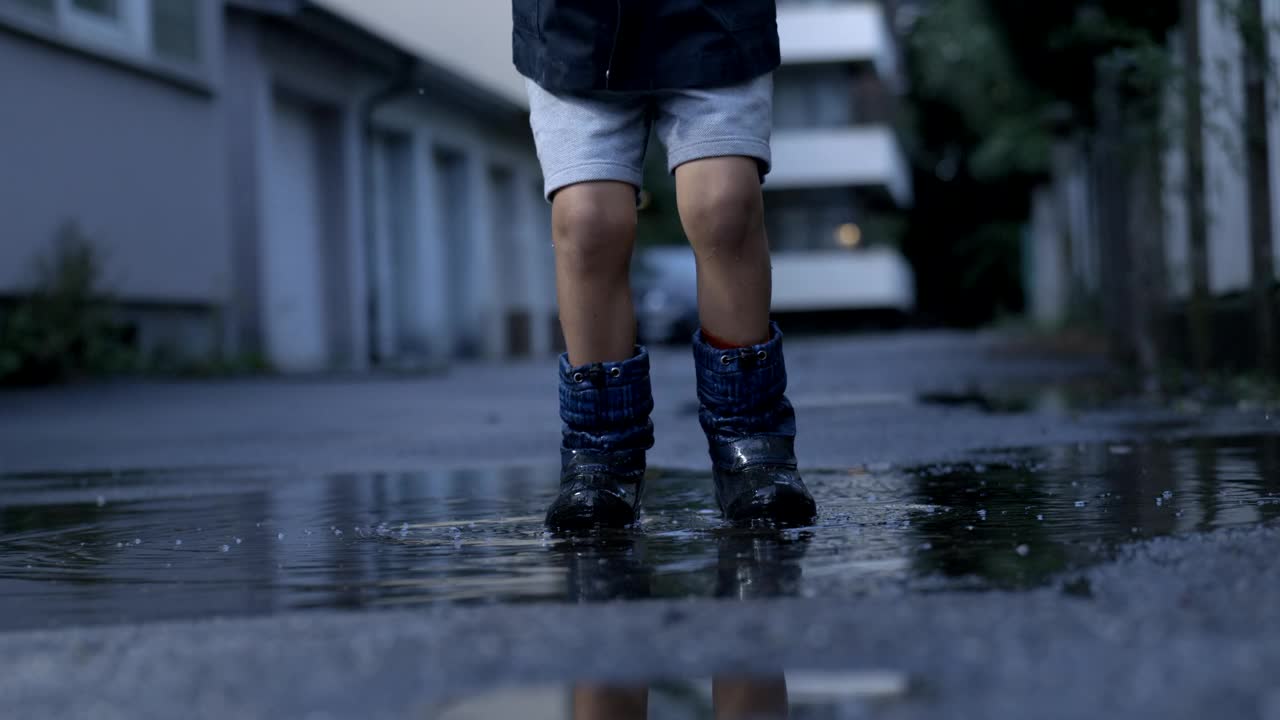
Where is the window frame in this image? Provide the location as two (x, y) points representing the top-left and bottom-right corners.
(58, 0), (149, 57)
(0, 0), (209, 89)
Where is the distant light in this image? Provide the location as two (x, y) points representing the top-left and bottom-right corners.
(834, 223), (862, 249)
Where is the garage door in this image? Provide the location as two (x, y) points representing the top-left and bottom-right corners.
(263, 97), (330, 372)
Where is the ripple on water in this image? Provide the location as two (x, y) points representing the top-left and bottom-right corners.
(1, 434), (1278, 630)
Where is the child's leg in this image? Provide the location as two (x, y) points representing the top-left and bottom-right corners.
(572, 685), (649, 720)
(525, 80), (655, 532)
(656, 74), (817, 526)
(674, 156), (772, 346)
(552, 181), (640, 365)
(712, 676), (789, 720)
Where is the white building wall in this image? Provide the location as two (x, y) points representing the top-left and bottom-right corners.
(222, 10), (555, 373)
(769, 126), (913, 205)
(768, 1), (912, 218)
(225, 18), (383, 372)
(1163, 0), (1280, 300)
(0, 2), (229, 322)
(777, 2), (901, 89)
(373, 95), (552, 363)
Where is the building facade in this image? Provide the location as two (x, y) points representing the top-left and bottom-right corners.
(0, 0), (556, 373)
(766, 0), (913, 252)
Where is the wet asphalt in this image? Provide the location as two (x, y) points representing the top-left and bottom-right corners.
(1, 331), (1278, 718)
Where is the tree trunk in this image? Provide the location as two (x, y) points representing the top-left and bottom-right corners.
(1130, 124), (1168, 389)
(1182, 0), (1214, 376)
(1241, 0), (1277, 374)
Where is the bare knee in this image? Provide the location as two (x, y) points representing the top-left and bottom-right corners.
(678, 172), (764, 259)
(552, 183), (637, 279)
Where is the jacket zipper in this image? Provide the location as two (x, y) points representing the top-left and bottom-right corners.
(605, 0), (622, 88)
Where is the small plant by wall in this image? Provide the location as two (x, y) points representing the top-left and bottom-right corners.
(0, 223), (136, 386)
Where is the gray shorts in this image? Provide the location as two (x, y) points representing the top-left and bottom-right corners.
(526, 74), (773, 200)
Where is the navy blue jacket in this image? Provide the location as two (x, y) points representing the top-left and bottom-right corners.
(512, 0), (780, 93)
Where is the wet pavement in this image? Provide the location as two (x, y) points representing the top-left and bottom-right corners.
(3, 434), (1278, 631)
(432, 669), (912, 719)
(2, 333), (1280, 718)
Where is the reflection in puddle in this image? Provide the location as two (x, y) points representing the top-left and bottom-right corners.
(1, 434), (1278, 630)
(432, 670), (911, 720)
(915, 378), (1128, 415)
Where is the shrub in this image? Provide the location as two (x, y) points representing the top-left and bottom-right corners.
(0, 224), (135, 385)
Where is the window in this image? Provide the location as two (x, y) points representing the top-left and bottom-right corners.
(71, 0), (118, 16)
(765, 189), (861, 251)
(61, 0), (143, 54)
(8, 0), (55, 15)
(774, 65), (856, 130)
(149, 0), (199, 64)
(1, 0), (201, 67)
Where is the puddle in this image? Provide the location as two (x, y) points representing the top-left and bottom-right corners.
(915, 380), (1122, 414)
(430, 669), (913, 719)
(1, 434), (1279, 631)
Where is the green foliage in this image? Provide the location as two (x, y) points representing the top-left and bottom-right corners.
(153, 350), (271, 378)
(908, 0), (1180, 180)
(907, 0), (1053, 180)
(0, 224), (135, 385)
(636, 139), (686, 247)
(900, 0), (1183, 327)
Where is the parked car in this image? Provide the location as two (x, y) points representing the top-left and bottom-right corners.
(633, 247), (700, 345)
(631, 244), (917, 344)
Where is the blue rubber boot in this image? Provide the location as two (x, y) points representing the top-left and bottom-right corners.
(546, 348), (654, 533)
(693, 324), (817, 527)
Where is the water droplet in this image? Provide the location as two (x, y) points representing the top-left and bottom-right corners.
(133, 538), (141, 545)
(1162, 490), (1174, 500)
(965, 525), (975, 531)
(220, 544), (230, 553)
(116, 542), (123, 548)
(277, 532), (285, 540)
(1036, 514), (1044, 521)
(174, 539), (183, 546)
(918, 542), (933, 550)
(234, 537), (242, 545)
(977, 509), (987, 520)
(95, 495), (106, 507)
(1015, 544), (1030, 557)
(1074, 500), (1087, 508)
